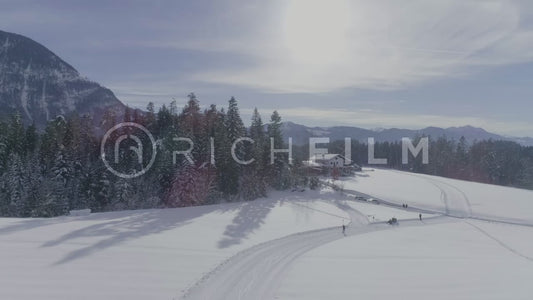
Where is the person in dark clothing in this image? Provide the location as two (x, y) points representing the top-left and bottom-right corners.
(419, 213), (422, 221)
(342, 224), (346, 234)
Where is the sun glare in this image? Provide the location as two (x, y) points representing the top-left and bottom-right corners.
(283, 0), (352, 66)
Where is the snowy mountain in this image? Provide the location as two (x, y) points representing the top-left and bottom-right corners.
(282, 121), (533, 146)
(0, 30), (124, 128)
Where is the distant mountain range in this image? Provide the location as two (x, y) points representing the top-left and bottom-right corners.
(0, 30), (124, 128)
(281, 121), (533, 146)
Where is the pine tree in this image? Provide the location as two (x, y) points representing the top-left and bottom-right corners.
(5, 154), (28, 216)
(267, 110), (289, 190)
(204, 104), (219, 163)
(145, 102), (156, 132)
(166, 162), (215, 207)
(7, 114), (25, 156)
(157, 104), (173, 136)
(169, 100), (178, 116)
(455, 136), (469, 179)
(180, 93), (206, 162)
(0, 153), (43, 217)
(94, 167), (113, 211)
(223, 97), (245, 196)
(250, 107), (266, 164)
(25, 154), (45, 217)
(112, 178), (134, 210)
(25, 123), (38, 155)
(242, 108), (267, 199)
(0, 121), (8, 172)
(213, 108), (230, 195)
(268, 110), (283, 149)
(48, 149), (72, 215)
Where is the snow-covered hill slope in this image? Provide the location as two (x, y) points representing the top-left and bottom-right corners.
(0, 189), (350, 300)
(337, 168), (533, 225)
(1, 169), (532, 299)
(185, 169), (533, 300)
(278, 219), (533, 300)
(276, 169), (533, 300)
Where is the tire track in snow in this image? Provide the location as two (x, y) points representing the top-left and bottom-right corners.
(465, 221), (533, 262)
(387, 170), (533, 227)
(180, 225), (350, 300)
(179, 200), (366, 300)
(346, 170), (533, 262)
(426, 177), (472, 218)
(388, 170), (472, 218)
(179, 203), (444, 300)
(180, 171), (528, 299)
(287, 201), (352, 223)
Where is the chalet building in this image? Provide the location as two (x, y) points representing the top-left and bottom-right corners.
(311, 154), (345, 167)
(303, 154), (361, 175)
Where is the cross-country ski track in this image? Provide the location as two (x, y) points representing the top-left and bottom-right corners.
(180, 172), (532, 300)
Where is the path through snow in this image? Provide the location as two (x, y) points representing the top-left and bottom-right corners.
(181, 202), (446, 300)
(181, 171), (530, 299)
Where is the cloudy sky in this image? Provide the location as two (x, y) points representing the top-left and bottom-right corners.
(2, 0), (533, 136)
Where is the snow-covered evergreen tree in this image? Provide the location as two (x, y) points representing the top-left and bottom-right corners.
(48, 149), (72, 215)
(4, 154), (29, 216)
(166, 162), (216, 207)
(267, 110), (290, 190)
(241, 108), (267, 199)
(223, 97), (245, 197)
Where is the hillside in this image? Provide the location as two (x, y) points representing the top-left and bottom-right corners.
(0, 30), (124, 128)
(1, 170), (533, 299)
(282, 121), (533, 146)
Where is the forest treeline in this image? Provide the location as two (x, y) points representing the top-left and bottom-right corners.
(323, 136), (533, 189)
(0, 94), (298, 217)
(0, 93), (532, 217)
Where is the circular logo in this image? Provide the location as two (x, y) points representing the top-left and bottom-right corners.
(100, 122), (157, 179)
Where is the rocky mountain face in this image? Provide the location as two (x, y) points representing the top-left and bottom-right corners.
(0, 30), (124, 128)
(281, 122), (533, 146)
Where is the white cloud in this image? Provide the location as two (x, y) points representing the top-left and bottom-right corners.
(189, 0), (533, 93)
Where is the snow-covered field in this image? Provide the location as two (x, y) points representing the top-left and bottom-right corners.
(1, 168), (533, 299)
(337, 168), (533, 224)
(344, 199), (435, 222)
(0, 190), (349, 300)
(278, 219), (533, 300)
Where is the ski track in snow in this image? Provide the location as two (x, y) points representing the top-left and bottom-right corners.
(387, 172), (533, 261)
(390, 170), (473, 218)
(180, 201), (446, 300)
(378, 171), (533, 227)
(181, 172), (531, 299)
(465, 221), (533, 262)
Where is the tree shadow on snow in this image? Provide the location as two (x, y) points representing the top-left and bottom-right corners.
(0, 218), (69, 235)
(39, 205), (227, 265)
(217, 199), (276, 249)
(0, 209), (167, 236)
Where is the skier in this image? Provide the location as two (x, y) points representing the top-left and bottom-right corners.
(342, 224), (346, 235)
(419, 213), (422, 221)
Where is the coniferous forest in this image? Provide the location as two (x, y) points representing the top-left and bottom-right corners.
(1, 93), (532, 218)
(325, 137), (533, 190)
(0, 94), (297, 217)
